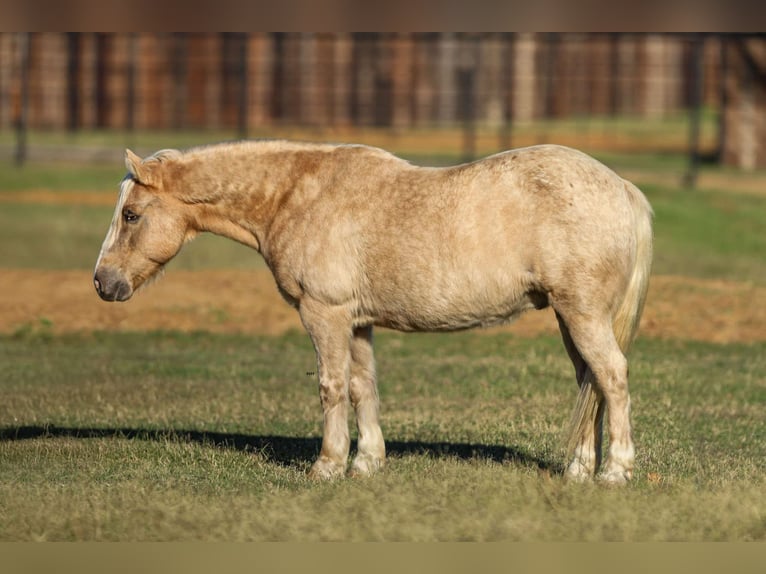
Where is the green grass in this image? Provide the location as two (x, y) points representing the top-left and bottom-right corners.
(0, 331), (764, 541)
(642, 184), (766, 283)
(0, 203), (113, 269)
(0, 161), (123, 193)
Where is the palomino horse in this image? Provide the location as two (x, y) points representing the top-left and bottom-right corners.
(94, 141), (652, 484)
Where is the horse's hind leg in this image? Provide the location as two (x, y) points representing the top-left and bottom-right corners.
(556, 313), (605, 482)
(557, 310), (634, 484)
(348, 325), (386, 477)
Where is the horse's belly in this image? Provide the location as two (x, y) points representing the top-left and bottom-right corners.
(370, 278), (546, 332)
(362, 211), (545, 332)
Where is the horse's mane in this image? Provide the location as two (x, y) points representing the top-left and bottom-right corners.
(144, 148), (183, 164)
(179, 139), (397, 162)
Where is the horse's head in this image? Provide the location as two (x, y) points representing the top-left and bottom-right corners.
(94, 149), (193, 301)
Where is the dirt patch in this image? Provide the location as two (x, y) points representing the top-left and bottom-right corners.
(0, 269), (299, 336)
(1, 269), (764, 343)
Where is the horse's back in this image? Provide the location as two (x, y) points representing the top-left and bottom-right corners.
(365, 144), (638, 279)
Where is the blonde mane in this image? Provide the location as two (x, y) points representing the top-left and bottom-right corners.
(144, 148), (184, 163)
(172, 139), (397, 164)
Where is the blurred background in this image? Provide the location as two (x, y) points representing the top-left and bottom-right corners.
(1, 32), (765, 180)
(0, 32), (764, 328)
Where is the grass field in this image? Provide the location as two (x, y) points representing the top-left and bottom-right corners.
(1, 331), (764, 541)
(1, 136), (765, 541)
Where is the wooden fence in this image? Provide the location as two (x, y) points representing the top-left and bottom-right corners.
(1, 33), (764, 167)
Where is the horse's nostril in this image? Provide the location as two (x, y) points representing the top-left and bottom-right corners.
(94, 268), (132, 302)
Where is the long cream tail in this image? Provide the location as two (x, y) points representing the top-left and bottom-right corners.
(566, 180), (653, 460)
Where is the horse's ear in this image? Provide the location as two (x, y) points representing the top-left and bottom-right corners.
(125, 149), (142, 177)
(124, 149), (157, 186)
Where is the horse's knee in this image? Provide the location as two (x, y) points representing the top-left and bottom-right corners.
(318, 376), (349, 408)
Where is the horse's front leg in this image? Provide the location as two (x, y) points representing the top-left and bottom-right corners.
(300, 299), (353, 480)
(348, 325), (385, 477)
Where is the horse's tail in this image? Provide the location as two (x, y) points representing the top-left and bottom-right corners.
(566, 179), (653, 460)
(612, 180), (653, 352)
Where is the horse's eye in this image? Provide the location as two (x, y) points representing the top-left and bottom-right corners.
(123, 209), (140, 223)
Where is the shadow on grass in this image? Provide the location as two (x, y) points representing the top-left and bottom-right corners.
(0, 424), (562, 474)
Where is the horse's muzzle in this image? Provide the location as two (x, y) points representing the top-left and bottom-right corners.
(94, 267), (133, 302)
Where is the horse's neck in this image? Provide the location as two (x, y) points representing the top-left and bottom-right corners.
(181, 148), (295, 252)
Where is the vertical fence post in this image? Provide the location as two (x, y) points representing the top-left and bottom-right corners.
(684, 33), (705, 189)
(716, 35), (729, 164)
(457, 34), (479, 163)
(126, 33), (137, 133)
(271, 32), (285, 123)
(238, 33), (249, 140)
(95, 33), (109, 129)
(66, 32), (80, 133)
(171, 33), (187, 131)
(457, 68), (475, 162)
(15, 33), (30, 166)
(609, 32), (621, 117)
(499, 32), (514, 151)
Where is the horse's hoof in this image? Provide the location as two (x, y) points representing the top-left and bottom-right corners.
(564, 460), (594, 484)
(308, 458), (346, 480)
(348, 454), (385, 478)
(596, 469), (631, 486)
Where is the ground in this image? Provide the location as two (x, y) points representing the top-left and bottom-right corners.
(2, 268), (764, 343)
